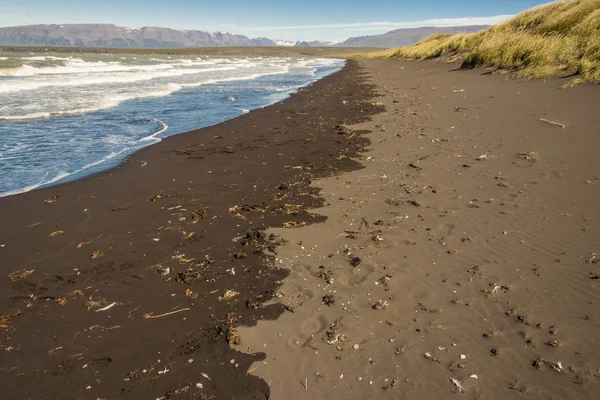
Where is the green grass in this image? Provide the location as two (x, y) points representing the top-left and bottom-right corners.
(361, 0), (600, 84)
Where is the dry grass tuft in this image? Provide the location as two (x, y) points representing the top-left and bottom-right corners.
(360, 0), (600, 84)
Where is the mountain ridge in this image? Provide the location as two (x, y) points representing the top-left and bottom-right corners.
(336, 25), (491, 48)
(0, 23), (491, 49)
(0, 24), (277, 48)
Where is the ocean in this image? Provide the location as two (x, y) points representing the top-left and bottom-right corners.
(0, 51), (344, 197)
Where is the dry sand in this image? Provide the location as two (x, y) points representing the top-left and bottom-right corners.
(237, 59), (600, 399)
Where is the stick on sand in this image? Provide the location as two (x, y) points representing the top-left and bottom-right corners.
(143, 308), (190, 319)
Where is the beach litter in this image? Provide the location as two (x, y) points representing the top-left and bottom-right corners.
(540, 118), (565, 129)
(43, 195), (59, 203)
(191, 209), (208, 223)
(8, 269), (35, 281)
(372, 300), (389, 310)
(218, 290), (239, 301)
(518, 151), (540, 162)
(449, 377), (466, 393)
(143, 308), (190, 319)
(322, 294), (336, 306)
(0, 311), (21, 328)
(533, 358), (565, 372)
(90, 250), (104, 260)
(95, 302), (117, 312)
(150, 193), (168, 202)
(49, 230), (64, 237)
(282, 221), (306, 228)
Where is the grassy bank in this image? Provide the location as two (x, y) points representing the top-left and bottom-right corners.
(362, 0), (600, 84)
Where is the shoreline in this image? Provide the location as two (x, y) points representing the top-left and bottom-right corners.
(0, 60), (383, 399)
(0, 56), (346, 198)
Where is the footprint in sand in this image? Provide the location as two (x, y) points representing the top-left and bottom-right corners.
(287, 315), (328, 348)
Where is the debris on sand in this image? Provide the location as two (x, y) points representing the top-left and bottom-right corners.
(191, 209), (208, 223)
(43, 195), (59, 203)
(372, 300), (389, 310)
(111, 206), (130, 212)
(540, 118), (565, 129)
(176, 267), (201, 283)
(0, 311), (21, 328)
(150, 193), (168, 202)
(90, 250), (104, 260)
(449, 377), (466, 393)
(49, 230), (64, 238)
(349, 257), (362, 267)
(482, 330), (500, 338)
(185, 289), (198, 299)
(153, 264), (171, 276)
(546, 340), (563, 348)
(246, 298), (264, 309)
(322, 294), (336, 306)
(533, 358), (565, 372)
(95, 302), (117, 312)
(86, 297), (108, 310)
(518, 151), (540, 162)
(143, 308), (190, 319)
(8, 269), (35, 281)
(282, 221), (306, 229)
(218, 290), (239, 302)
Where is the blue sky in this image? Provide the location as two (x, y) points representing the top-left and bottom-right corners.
(1, 0), (552, 41)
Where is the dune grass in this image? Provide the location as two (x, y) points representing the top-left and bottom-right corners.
(362, 0), (600, 84)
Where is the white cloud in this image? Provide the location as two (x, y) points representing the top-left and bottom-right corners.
(245, 15), (513, 31)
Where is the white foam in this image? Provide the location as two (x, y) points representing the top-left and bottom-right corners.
(0, 83), (184, 121)
(0, 66), (237, 93)
(0, 149), (127, 198)
(139, 119), (168, 142)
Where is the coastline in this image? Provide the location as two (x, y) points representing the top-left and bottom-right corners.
(0, 55), (346, 198)
(2, 55), (599, 400)
(0, 60), (383, 399)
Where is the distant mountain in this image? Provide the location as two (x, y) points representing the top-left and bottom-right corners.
(295, 40), (340, 47)
(336, 25), (490, 48)
(275, 40), (296, 47)
(0, 23), (491, 50)
(0, 24), (277, 48)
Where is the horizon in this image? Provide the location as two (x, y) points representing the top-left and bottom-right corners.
(1, 0), (552, 42)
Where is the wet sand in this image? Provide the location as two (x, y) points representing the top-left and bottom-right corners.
(0, 61), (381, 399)
(1, 57), (599, 400)
(238, 59), (600, 399)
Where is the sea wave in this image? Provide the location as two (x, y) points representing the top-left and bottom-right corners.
(0, 68), (292, 121)
(0, 83), (183, 121)
(0, 66), (238, 93)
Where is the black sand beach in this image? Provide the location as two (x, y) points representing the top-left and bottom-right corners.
(0, 61), (382, 399)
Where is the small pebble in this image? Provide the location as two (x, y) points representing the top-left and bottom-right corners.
(460, 354), (467, 360)
(353, 344), (360, 350)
